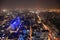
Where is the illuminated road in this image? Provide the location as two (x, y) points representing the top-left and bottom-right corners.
(37, 15), (57, 40)
(30, 26), (32, 40)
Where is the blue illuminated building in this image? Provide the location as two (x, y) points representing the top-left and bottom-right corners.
(18, 35), (24, 40)
(10, 16), (21, 30)
(10, 16), (27, 40)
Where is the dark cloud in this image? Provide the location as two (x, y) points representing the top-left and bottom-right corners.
(0, 0), (60, 9)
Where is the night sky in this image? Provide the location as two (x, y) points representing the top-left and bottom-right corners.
(0, 0), (60, 9)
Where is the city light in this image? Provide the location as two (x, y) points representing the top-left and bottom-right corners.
(2, 9), (7, 12)
(0, 9), (60, 40)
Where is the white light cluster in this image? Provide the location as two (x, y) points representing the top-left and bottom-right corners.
(2, 9), (7, 12)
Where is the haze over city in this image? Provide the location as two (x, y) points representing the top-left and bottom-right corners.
(0, 0), (60, 9)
